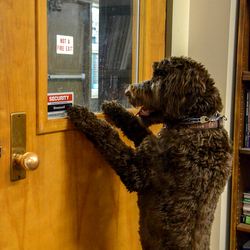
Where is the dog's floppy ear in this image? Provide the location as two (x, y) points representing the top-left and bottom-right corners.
(163, 66), (222, 120)
(162, 67), (206, 119)
(180, 68), (208, 114)
(183, 68), (207, 102)
(181, 69), (223, 117)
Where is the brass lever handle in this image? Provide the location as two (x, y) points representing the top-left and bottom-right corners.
(14, 152), (40, 171)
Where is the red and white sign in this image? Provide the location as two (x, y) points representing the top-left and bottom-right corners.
(47, 93), (73, 103)
(56, 35), (73, 55)
(47, 92), (74, 114)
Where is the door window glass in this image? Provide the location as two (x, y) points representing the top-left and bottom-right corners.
(47, 0), (138, 119)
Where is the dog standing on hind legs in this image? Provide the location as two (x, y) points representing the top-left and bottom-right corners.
(67, 56), (232, 250)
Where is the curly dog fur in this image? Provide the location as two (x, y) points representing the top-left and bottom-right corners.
(67, 56), (232, 250)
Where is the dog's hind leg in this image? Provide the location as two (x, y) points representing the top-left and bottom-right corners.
(101, 101), (152, 147)
(67, 105), (158, 192)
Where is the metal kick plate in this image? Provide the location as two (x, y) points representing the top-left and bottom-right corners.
(10, 112), (26, 181)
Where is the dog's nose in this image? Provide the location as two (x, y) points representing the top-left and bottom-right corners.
(125, 89), (131, 97)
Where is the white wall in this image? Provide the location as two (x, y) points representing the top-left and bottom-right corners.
(171, 0), (237, 249)
(171, 0), (190, 56)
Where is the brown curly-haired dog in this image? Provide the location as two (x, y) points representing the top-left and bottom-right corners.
(67, 56), (232, 250)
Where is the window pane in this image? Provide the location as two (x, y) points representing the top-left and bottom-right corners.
(47, 0), (138, 118)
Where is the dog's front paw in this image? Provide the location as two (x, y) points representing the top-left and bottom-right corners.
(66, 105), (95, 128)
(101, 101), (127, 117)
(67, 105), (87, 119)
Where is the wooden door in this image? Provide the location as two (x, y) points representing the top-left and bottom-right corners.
(0, 0), (166, 249)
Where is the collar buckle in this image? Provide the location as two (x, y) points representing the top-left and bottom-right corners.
(200, 116), (208, 123)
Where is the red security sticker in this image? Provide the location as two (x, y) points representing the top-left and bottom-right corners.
(47, 92), (74, 114)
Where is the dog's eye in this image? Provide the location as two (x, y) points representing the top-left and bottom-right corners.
(152, 76), (160, 83)
(153, 69), (169, 80)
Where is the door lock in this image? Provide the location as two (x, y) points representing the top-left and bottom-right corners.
(10, 112), (40, 181)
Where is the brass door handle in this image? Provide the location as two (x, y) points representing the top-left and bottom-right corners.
(10, 112), (40, 181)
(14, 152), (40, 171)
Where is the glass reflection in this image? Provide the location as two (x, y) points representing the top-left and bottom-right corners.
(47, 0), (137, 119)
